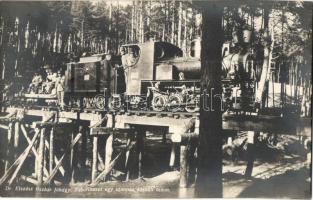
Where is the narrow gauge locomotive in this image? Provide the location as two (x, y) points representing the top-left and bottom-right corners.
(9, 39), (259, 113)
(66, 41), (202, 113)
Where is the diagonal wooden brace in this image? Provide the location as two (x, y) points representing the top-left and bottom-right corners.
(0, 129), (40, 186)
(43, 133), (82, 185)
(91, 142), (135, 186)
(20, 124), (49, 178)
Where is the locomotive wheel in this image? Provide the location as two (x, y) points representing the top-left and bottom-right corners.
(109, 95), (122, 110)
(151, 95), (167, 112)
(95, 94), (106, 110)
(185, 95), (200, 113)
(168, 94), (183, 112)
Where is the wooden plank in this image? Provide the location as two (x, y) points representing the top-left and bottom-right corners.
(91, 127), (135, 136)
(6, 107), (102, 121)
(115, 114), (194, 134)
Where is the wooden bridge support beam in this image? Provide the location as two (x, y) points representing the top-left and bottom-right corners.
(169, 143), (177, 169)
(136, 129), (144, 179)
(37, 127), (46, 186)
(13, 120), (20, 159)
(105, 133), (113, 181)
(5, 122), (14, 172)
(91, 120), (99, 182)
(179, 145), (188, 188)
(49, 127), (54, 175)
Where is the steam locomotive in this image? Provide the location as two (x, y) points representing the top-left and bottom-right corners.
(8, 39), (259, 113)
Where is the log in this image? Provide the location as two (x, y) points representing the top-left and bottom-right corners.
(136, 131), (144, 178)
(125, 137), (131, 181)
(169, 143), (176, 168)
(14, 121), (20, 150)
(179, 145), (188, 188)
(0, 124), (8, 130)
(0, 129), (39, 186)
(0, 110), (17, 120)
(44, 155), (65, 185)
(91, 152), (122, 186)
(98, 153), (105, 171)
(171, 132), (198, 143)
(37, 127), (46, 186)
(49, 127), (54, 174)
(43, 140), (65, 175)
(91, 142), (135, 186)
(105, 134), (113, 180)
(91, 136), (98, 182)
(20, 175), (38, 185)
(44, 134), (81, 185)
(70, 131), (74, 183)
(20, 124), (49, 177)
(5, 122), (13, 172)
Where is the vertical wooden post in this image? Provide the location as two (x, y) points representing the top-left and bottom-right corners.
(5, 122), (13, 172)
(169, 143), (177, 169)
(70, 129), (75, 183)
(105, 133), (113, 181)
(14, 121), (20, 152)
(91, 136), (98, 182)
(37, 127), (46, 186)
(49, 127), (54, 175)
(125, 137), (131, 181)
(90, 120), (99, 182)
(136, 129), (144, 179)
(179, 144), (188, 188)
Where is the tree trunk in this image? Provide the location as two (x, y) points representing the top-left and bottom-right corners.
(195, 2), (223, 198)
(255, 8), (270, 109)
(177, 2), (182, 48)
(171, 0), (175, 44)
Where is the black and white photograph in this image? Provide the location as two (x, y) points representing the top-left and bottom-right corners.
(0, 0), (312, 198)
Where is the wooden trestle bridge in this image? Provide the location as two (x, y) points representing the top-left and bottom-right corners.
(0, 106), (310, 188)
